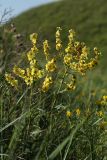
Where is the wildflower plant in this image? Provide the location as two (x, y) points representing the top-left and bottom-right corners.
(1, 27), (107, 160)
(5, 27), (101, 93)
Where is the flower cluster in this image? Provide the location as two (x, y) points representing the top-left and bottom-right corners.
(96, 111), (104, 117)
(43, 40), (50, 60)
(46, 58), (56, 72)
(42, 76), (53, 92)
(96, 95), (107, 106)
(66, 108), (81, 118)
(5, 73), (18, 89)
(6, 33), (44, 87)
(56, 27), (62, 51)
(66, 74), (76, 91)
(64, 30), (101, 75)
(5, 28), (101, 92)
(101, 95), (107, 105)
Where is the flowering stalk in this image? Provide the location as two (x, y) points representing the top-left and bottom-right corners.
(5, 27), (101, 93)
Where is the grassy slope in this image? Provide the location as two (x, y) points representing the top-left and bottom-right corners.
(11, 0), (107, 87)
(13, 1), (107, 53)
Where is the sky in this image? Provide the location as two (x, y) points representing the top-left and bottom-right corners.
(0, 0), (55, 20)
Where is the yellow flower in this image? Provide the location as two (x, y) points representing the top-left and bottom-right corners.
(96, 95), (107, 106)
(30, 59), (37, 68)
(102, 95), (107, 101)
(13, 66), (25, 79)
(94, 47), (101, 59)
(67, 83), (76, 91)
(46, 58), (56, 72)
(88, 59), (98, 69)
(31, 46), (38, 53)
(24, 76), (33, 86)
(66, 111), (72, 117)
(64, 54), (72, 65)
(81, 46), (89, 59)
(31, 67), (36, 76)
(26, 68), (31, 77)
(27, 50), (35, 62)
(37, 69), (45, 79)
(66, 75), (76, 91)
(76, 108), (81, 116)
(96, 111), (104, 117)
(42, 76), (53, 92)
(70, 62), (78, 71)
(30, 33), (38, 44)
(5, 73), (18, 89)
(22, 68), (33, 85)
(56, 27), (62, 51)
(65, 29), (75, 54)
(68, 29), (75, 43)
(43, 40), (50, 60)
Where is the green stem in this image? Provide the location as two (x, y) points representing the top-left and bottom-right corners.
(49, 68), (68, 133)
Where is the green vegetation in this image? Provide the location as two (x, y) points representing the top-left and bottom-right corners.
(0, 0), (107, 159)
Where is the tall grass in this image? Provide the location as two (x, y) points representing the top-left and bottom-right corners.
(0, 25), (107, 160)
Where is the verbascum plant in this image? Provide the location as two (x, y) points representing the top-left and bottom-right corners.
(5, 27), (101, 92)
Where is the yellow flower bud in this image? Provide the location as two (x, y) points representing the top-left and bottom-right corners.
(66, 111), (72, 117)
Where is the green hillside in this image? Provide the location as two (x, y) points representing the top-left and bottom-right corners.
(12, 0), (107, 72)
(1, 1), (107, 159)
